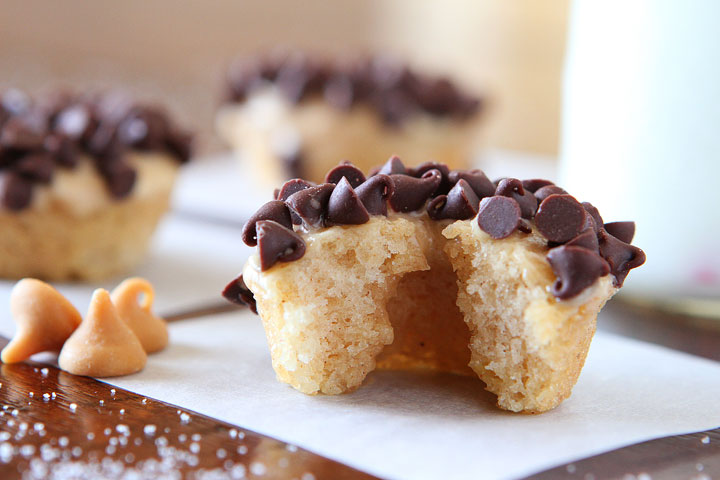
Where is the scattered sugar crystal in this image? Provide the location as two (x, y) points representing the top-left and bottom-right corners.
(143, 425), (157, 436)
(228, 429), (238, 439)
(191, 434), (201, 441)
(110, 389), (116, 396)
(19, 422), (28, 431)
(237, 445), (248, 455)
(697, 463), (705, 471)
(178, 434), (187, 443)
(125, 453), (135, 463)
(0, 442), (14, 462)
(141, 398), (148, 404)
(40, 368), (49, 376)
(28, 392), (34, 398)
(69, 403), (78, 412)
(286, 444), (298, 452)
(116, 424), (130, 436)
(189, 442), (200, 454)
(134, 438), (142, 446)
(105, 445), (116, 455)
(7, 420), (15, 427)
(58, 436), (69, 448)
(301, 473), (316, 480)
(567, 464), (577, 473)
(42, 393), (50, 401)
(119, 409), (125, 415)
(118, 436), (128, 447)
(701, 435), (710, 444)
(236, 431), (245, 440)
(34, 422), (45, 432)
(99, 400), (105, 406)
(87, 432), (95, 440)
(109, 437), (118, 446)
(230, 464), (247, 479)
(20, 444), (36, 457)
(179, 413), (191, 424)
(11, 409), (19, 417)
(154, 436), (168, 447)
(250, 462), (267, 476)
(104, 428), (112, 436)
(72, 446), (82, 457)
(0, 433), (9, 441)
(51, 392), (56, 399)
(216, 448), (227, 459)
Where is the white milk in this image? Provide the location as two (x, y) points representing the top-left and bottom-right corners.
(561, 0), (720, 304)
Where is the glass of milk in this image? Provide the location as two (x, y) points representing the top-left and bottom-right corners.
(560, 0), (720, 317)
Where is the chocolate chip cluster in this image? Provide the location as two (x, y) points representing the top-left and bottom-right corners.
(226, 157), (645, 309)
(0, 89), (193, 211)
(224, 53), (482, 125)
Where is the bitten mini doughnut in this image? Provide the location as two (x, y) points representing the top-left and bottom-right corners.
(224, 158), (645, 413)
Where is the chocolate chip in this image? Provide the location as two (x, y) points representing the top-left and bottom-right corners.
(14, 153), (54, 183)
(604, 221), (635, 244)
(582, 202), (604, 234)
(324, 74), (354, 110)
(522, 179), (554, 193)
(389, 169), (442, 212)
(276, 178), (314, 201)
(242, 200), (293, 246)
(376, 155), (406, 176)
(566, 229), (599, 252)
(325, 163), (366, 188)
(327, 177), (370, 225)
(44, 135), (78, 167)
(410, 162), (451, 194)
(427, 179), (479, 220)
(534, 185), (568, 203)
(448, 169), (495, 199)
(535, 194), (588, 243)
(221, 274), (257, 314)
(518, 218), (533, 234)
(495, 178), (537, 219)
(598, 229), (646, 286)
(476, 195), (521, 239)
(99, 158), (137, 198)
(285, 183), (335, 228)
(256, 220), (306, 271)
(0, 172), (33, 210)
(0, 118), (45, 150)
(547, 245), (611, 299)
(355, 174), (393, 215)
(165, 129), (193, 163)
(54, 105), (92, 140)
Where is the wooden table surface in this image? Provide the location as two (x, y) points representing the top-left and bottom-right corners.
(1, 299), (719, 479)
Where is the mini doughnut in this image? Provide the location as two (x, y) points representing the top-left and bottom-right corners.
(59, 289), (147, 377)
(1, 278), (82, 363)
(111, 277), (168, 353)
(224, 158), (645, 413)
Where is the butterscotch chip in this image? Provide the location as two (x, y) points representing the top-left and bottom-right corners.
(1, 278), (82, 364)
(111, 277), (168, 354)
(59, 289), (147, 377)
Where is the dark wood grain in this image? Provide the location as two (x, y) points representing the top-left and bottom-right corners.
(0, 337), (379, 480)
(525, 427), (720, 480)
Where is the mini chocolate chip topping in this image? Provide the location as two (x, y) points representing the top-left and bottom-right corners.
(242, 200), (293, 246)
(603, 221), (635, 244)
(325, 163), (366, 188)
(222, 274), (257, 314)
(286, 183), (335, 229)
(389, 169), (443, 212)
(355, 174), (393, 215)
(230, 157), (645, 303)
(547, 246), (611, 300)
(256, 220), (307, 271)
(0, 89), (193, 211)
(495, 178), (538, 219)
(534, 194), (588, 244)
(448, 169), (496, 199)
(427, 179), (480, 220)
(477, 196), (522, 239)
(275, 178), (315, 202)
(598, 229), (646, 286)
(224, 53), (483, 125)
(522, 179), (554, 193)
(534, 184), (567, 203)
(565, 229), (600, 252)
(327, 177), (370, 225)
(376, 155), (407, 176)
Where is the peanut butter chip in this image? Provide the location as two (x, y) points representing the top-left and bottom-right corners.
(111, 278), (169, 354)
(59, 289), (147, 377)
(1, 279), (82, 364)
